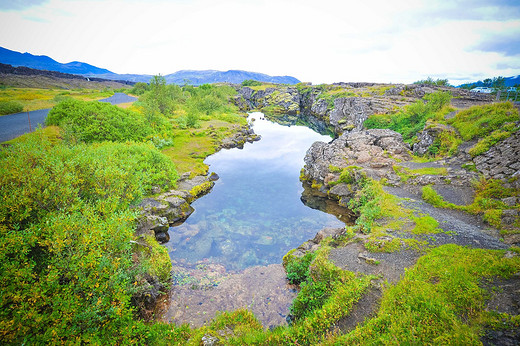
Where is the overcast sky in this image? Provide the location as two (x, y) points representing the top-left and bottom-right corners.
(1, 0), (519, 84)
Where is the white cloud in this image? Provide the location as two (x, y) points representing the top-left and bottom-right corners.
(0, 0), (519, 85)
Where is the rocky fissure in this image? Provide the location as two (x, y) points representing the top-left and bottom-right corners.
(234, 83), (493, 136)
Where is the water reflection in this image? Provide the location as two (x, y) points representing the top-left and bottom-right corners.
(164, 112), (348, 271)
(264, 113), (336, 138)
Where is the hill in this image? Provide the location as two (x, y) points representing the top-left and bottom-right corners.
(0, 47), (112, 75)
(0, 46), (301, 85)
(0, 63), (133, 89)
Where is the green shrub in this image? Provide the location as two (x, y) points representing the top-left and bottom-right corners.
(413, 77), (451, 86)
(348, 177), (387, 233)
(0, 134), (179, 343)
(241, 79), (263, 87)
(129, 82), (149, 95)
(46, 99), (162, 143)
(285, 252), (317, 285)
(0, 100), (24, 115)
(0, 136), (178, 229)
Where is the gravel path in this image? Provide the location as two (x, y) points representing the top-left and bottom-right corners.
(330, 185), (507, 286)
(0, 93), (137, 143)
(384, 185), (506, 250)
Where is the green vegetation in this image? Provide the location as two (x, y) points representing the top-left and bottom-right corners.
(413, 77), (451, 86)
(393, 165), (448, 182)
(364, 91), (453, 142)
(3, 79), (519, 344)
(0, 132), (180, 343)
(422, 179), (519, 231)
(0, 77), (251, 343)
(0, 100), (24, 115)
(449, 102), (519, 157)
(0, 87), (114, 113)
(184, 244), (519, 345)
(284, 251), (317, 285)
(425, 125), (462, 157)
(241, 79), (263, 87)
(326, 244), (520, 345)
(46, 99), (164, 143)
(128, 82), (149, 96)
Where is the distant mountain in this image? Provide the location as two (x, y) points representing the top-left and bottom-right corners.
(87, 70), (301, 85)
(163, 69), (300, 85)
(0, 46), (301, 86)
(0, 63), (134, 86)
(0, 46), (112, 75)
(458, 75), (520, 88)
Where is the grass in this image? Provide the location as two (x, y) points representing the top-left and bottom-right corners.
(341, 174), (444, 253)
(2, 125), (62, 145)
(364, 91), (453, 143)
(326, 244), (520, 345)
(248, 83), (278, 91)
(176, 244), (520, 345)
(0, 87), (115, 114)
(393, 165), (448, 183)
(161, 119), (246, 176)
(449, 102), (519, 141)
(422, 180), (519, 232)
(449, 102), (519, 157)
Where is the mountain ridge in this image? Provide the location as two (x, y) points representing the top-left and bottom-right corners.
(0, 46), (300, 85)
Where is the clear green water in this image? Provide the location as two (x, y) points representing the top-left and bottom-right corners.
(164, 113), (348, 271)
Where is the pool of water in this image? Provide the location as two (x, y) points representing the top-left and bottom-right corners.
(163, 112), (349, 272)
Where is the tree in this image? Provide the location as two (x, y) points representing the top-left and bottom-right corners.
(142, 75), (173, 119)
(492, 76), (506, 90)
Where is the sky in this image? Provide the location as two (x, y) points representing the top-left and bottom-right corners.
(0, 0), (519, 85)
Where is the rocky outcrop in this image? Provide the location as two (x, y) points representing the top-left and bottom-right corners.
(412, 123), (458, 156)
(303, 129), (411, 191)
(235, 83), (483, 136)
(473, 129), (520, 188)
(136, 174), (217, 243)
(219, 125), (261, 149)
(235, 87), (301, 114)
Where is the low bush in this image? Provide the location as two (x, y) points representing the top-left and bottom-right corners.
(284, 251), (317, 285)
(241, 79), (263, 87)
(46, 99), (164, 143)
(0, 100), (23, 115)
(0, 134), (178, 343)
